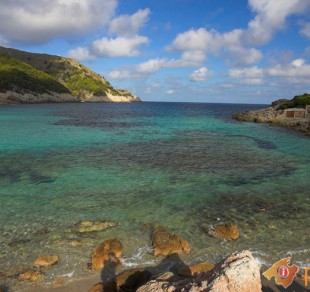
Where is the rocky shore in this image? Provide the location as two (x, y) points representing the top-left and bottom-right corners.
(233, 96), (310, 136)
(1, 222), (264, 292)
(1, 219), (309, 291)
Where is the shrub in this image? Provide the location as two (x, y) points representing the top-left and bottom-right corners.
(0, 55), (70, 94)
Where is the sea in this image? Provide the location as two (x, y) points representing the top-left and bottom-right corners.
(0, 102), (309, 290)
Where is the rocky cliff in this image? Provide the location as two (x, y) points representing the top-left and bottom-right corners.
(233, 94), (310, 136)
(0, 46), (141, 104)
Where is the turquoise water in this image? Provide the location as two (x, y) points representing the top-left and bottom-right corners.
(0, 102), (309, 290)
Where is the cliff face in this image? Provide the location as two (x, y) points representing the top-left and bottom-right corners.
(233, 94), (310, 136)
(0, 46), (141, 104)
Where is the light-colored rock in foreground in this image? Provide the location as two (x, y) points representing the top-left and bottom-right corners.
(33, 255), (59, 268)
(152, 227), (190, 256)
(90, 238), (123, 271)
(137, 250), (261, 292)
(201, 250), (261, 292)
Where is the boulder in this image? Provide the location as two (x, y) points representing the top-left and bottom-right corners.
(205, 222), (239, 240)
(76, 220), (117, 233)
(201, 250), (261, 291)
(152, 227), (190, 256)
(90, 239), (123, 271)
(19, 270), (42, 282)
(137, 250), (261, 292)
(178, 262), (214, 277)
(33, 255), (59, 268)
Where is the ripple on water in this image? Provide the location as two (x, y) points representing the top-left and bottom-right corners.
(0, 103), (309, 290)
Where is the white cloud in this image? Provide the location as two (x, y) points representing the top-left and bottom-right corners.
(136, 58), (167, 74)
(166, 89), (175, 95)
(0, 0), (117, 43)
(166, 0), (310, 67)
(300, 21), (310, 39)
(168, 28), (216, 53)
(229, 66), (264, 79)
(229, 66), (264, 85)
(229, 47), (263, 66)
(245, 0), (310, 45)
(91, 35), (149, 57)
(109, 8), (150, 37)
(190, 67), (210, 82)
(168, 27), (261, 66)
(135, 51), (206, 75)
(68, 46), (94, 61)
(68, 8), (150, 60)
(178, 51), (206, 66)
(291, 58), (306, 67)
(267, 59), (310, 79)
(229, 59), (310, 85)
(108, 70), (132, 79)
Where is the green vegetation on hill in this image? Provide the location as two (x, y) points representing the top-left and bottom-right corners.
(64, 68), (119, 97)
(276, 93), (310, 110)
(0, 46), (137, 101)
(293, 93), (310, 106)
(0, 55), (70, 94)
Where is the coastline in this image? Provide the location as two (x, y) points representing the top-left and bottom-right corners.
(16, 250), (262, 292)
(0, 91), (141, 105)
(13, 254), (309, 292)
(233, 106), (310, 136)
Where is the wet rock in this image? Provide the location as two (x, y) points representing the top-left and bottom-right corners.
(178, 262), (214, 277)
(152, 227), (190, 256)
(116, 269), (152, 291)
(33, 255), (59, 268)
(90, 238), (123, 271)
(137, 250), (261, 292)
(205, 222), (239, 240)
(76, 220), (117, 233)
(19, 270), (43, 282)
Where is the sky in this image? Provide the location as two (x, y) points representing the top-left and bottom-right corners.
(0, 0), (310, 104)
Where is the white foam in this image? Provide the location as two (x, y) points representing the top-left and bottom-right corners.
(122, 246), (157, 268)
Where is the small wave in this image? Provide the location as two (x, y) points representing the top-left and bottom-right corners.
(122, 246), (157, 268)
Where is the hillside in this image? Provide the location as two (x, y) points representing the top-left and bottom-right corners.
(0, 46), (141, 104)
(233, 93), (310, 135)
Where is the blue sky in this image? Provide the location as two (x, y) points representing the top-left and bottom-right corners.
(0, 0), (310, 104)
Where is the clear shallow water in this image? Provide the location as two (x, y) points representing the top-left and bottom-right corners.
(0, 102), (309, 290)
